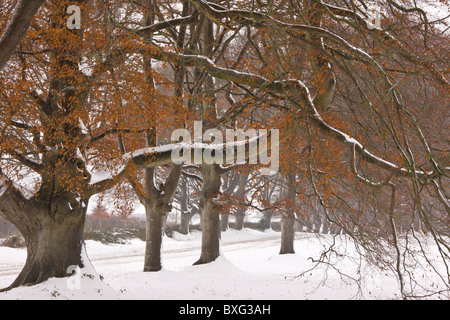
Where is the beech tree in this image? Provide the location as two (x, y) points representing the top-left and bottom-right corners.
(0, 0), (96, 289)
(0, 0), (180, 289)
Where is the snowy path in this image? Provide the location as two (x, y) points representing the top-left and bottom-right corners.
(1, 229), (448, 300)
(90, 232), (281, 266)
(0, 230), (284, 289)
(83, 231), (282, 274)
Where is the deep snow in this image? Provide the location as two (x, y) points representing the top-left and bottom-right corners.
(0, 229), (448, 300)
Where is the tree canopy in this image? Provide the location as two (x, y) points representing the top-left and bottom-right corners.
(0, 0), (448, 298)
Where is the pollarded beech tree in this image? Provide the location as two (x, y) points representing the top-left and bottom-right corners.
(0, 0), (184, 290)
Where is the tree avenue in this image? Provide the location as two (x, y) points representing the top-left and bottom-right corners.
(0, 0), (448, 298)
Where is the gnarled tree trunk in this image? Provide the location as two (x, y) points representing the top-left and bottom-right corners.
(0, 191), (87, 291)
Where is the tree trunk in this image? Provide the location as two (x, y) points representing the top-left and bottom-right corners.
(263, 210), (273, 230)
(3, 203), (86, 290)
(178, 175), (193, 235)
(329, 223), (341, 234)
(179, 211), (194, 235)
(305, 2), (336, 112)
(194, 164), (221, 265)
(143, 202), (167, 272)
(195, 200), (221, 265)
(280, 213), (295, 254)
(321, 211), (330, 234)
(234, 210), (245, 230)
(141, 159), (181, 272)
(192, 11), (222, 265)
(221, 214), (229, 231)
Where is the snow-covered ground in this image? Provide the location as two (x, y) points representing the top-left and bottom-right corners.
(0, 229), (448, 300)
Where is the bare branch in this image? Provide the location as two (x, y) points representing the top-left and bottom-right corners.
(0, 0), (45, 70)
(146, 46), (436, 180)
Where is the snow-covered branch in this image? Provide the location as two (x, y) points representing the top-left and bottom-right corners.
(148, 46), (437, 180)
(87, 134), (272, 196)
(189, 0), (449, 90)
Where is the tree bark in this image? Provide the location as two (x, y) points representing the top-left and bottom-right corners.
(143, 202), (168, 272)
(279, 213), (295, 254)
(179, 211), (194, 235)
(142, 163), (181, 272)
(0, 0), (45, 70)
(262, 209), (273, 230)
(305, 3), (336, 112)
(1, 198), (86, 290)
(234, 210), (245, 230)
(221, 213), (229, 231)
(178, 175), (195, 235)
(279, 174), (297, 254)
(321, 211), (330, 234)
(193, 14), (223, 265)
(194, 164), (221, 265)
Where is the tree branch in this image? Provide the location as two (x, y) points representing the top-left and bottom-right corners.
(0, 0), (45, 70)
(145, 46), (438, 180)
